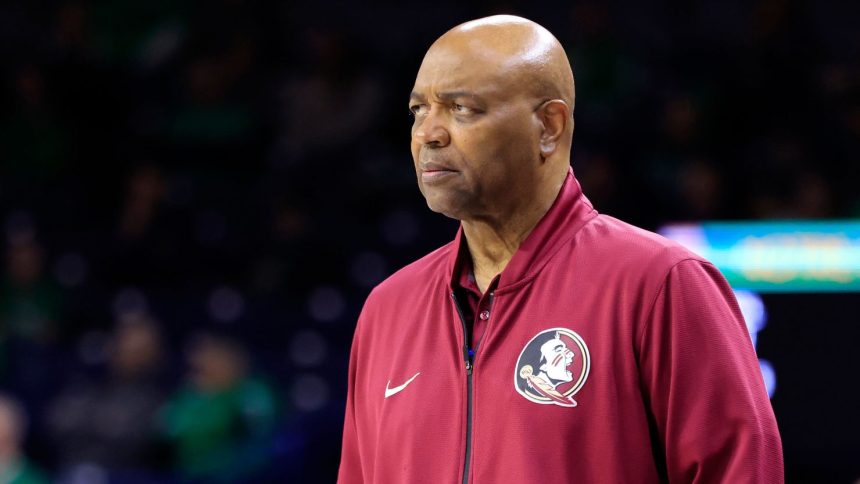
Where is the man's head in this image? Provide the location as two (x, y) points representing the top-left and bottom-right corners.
(538, 331), (574, 383)
(187, 332), (249, 393)
(110, 312), (164, 378)
(410, 15), (575, 221)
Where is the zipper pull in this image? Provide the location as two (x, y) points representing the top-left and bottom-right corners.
(465, 359), (473, 375)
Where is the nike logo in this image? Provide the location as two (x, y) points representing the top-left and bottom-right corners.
(385, 372), (421, 398)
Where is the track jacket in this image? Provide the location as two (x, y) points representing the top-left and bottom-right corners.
(339, 169), (783, 483)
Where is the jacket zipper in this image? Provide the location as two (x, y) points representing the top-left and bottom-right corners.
(451, 291), (473, 484)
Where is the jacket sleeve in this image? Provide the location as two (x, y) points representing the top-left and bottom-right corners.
(338, 313), (365, 484)
(638, 259), (784, 483)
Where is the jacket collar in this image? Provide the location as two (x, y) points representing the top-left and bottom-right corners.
(447, 168), (598, 293)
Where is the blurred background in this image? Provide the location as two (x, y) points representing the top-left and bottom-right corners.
(1, 0), (858, 483)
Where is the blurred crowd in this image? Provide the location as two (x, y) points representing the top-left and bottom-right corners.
(0, 0), (857, 482)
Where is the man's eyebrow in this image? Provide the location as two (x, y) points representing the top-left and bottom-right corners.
(436, 91), (481, 102)
(409, 91), (484, 103)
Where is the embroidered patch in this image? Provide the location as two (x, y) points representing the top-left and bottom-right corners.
(514, 327), (590, 407)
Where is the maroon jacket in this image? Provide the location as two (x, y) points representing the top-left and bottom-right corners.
(339, 170), (783, 483)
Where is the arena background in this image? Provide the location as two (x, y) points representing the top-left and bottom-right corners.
(1, 1), (858, 483)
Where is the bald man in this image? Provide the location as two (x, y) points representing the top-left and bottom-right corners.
(339, 16), (783, 484)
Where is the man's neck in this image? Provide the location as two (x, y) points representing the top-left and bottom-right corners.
(461, 173), (565, 293)
(462, 220), (527, 292)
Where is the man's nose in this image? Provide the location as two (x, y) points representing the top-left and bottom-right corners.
(413, 108), (450, 147)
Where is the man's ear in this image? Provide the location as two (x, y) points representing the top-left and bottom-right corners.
(536, 99), (570, 160)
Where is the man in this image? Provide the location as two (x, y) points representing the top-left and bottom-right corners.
(339, 15), (783, 483)
(0, 394), (49, 484)
(47, 313), (166, 478)
(162, 332), (278, 482)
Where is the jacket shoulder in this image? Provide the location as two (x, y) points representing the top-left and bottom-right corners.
(579, 214), (708, 274)
(362, 240), (454, 311)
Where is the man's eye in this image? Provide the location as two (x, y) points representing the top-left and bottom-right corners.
(409, 105), (427, 116)
(452, 103), (471, 113)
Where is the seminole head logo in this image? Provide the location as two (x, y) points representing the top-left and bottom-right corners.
(514, 328), (590, 408)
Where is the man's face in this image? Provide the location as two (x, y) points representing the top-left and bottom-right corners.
(539, 335), (574, 383)
(409, 43), (542, 220)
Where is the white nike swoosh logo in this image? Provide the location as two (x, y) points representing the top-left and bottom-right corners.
(385, 372), (421, 398)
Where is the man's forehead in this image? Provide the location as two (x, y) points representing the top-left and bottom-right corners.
(541, 337), (566, 349)
(412, 47), (513, 98)
(410, 76), (500, 100)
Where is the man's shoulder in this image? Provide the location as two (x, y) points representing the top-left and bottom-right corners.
(580, 214), (707, 272)
(364, 240), (454, 307)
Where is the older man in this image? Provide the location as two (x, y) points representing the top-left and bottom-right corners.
(339, 15), (783, 483)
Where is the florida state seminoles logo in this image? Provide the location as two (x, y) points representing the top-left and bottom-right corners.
(514, 327), (590, 408)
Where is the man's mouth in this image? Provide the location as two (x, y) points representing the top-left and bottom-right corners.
(420, 161), (458, 183)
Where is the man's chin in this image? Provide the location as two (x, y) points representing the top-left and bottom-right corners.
(423, 194), (469, 221)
